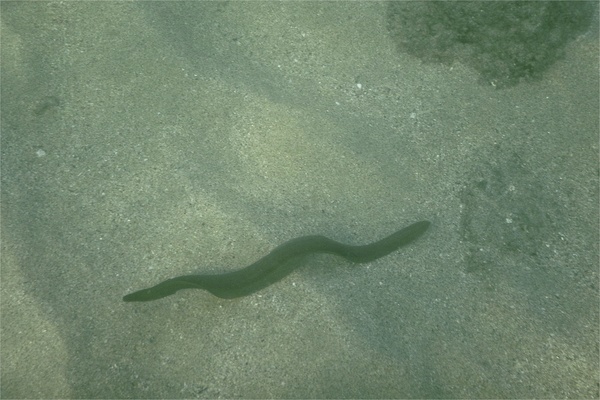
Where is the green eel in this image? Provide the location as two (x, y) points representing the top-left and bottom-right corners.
(123, 220), (430, 302)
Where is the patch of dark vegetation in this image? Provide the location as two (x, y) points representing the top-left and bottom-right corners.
(387, 1), (596, 88)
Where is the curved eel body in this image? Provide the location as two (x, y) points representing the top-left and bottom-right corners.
(123, 220), (430, 302)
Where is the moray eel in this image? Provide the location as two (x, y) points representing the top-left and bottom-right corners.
(123, 220), (430, 302)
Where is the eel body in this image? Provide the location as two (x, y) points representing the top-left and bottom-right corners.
(123, 220), (430, 302)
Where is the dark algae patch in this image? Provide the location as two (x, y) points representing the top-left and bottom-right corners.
(124, 220), (430, 302)
(387, 1), (596, 88)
